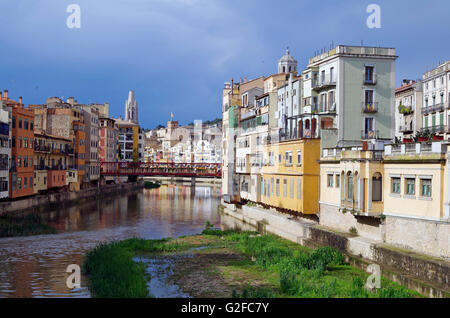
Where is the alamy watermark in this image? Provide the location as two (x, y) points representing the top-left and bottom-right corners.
(366, 4), (381, 29)
(66, 264), (81, 289)
(365, 264), (381, 290)
(66, 4), (81, 29)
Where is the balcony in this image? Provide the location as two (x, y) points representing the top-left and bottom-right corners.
(399, 125), (414, 133)
(34, 165), (49, 171)
(363, 74), (377, 85)
(422, 103), (445, 115)
(319, 103), (336, 114)
(362, 102), (378, 113)
(312, 76), (336, 91)
(420, 125), (447, 134)
(34, 144), (50, 153)
(361, 130), (379, 139)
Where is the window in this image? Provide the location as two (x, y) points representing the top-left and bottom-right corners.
(327, 174), (334, 187)
(392, 177), (401, 194)
(24, 177), (27, 189)
(336, 175), (340, 188)
(290, 179), (294, 199)
(12, 117), (16, 128)
(276, 179), (280, 196)
(24, 120), (29, 130)
(365, 66), (375, 82)
(297, 179), (301, 199)
(297, 151), (301, 165)
(19, 118), (22, 129)
(271, 178), (274, 195)
(17, 156), (21, 168)
(347, 172), (353, 200)
(283, 179), (287, 197)
(372, 173), (382, 202)
(421, 179), (432, 197)
(18, 177), (22, 190)
(406, 178), (415, 195)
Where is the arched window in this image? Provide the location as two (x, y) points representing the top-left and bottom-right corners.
(347, 171), (353, 201)
(312, 118), (317, 137)
(298, 120), (303, 138)
(305, 119), (310, 130)
(372, 172), (382, 202)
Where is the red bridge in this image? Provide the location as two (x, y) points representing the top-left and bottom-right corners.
(100, 162), (222, 178)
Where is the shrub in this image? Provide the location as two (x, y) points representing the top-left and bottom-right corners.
(308, 246), (345, 270)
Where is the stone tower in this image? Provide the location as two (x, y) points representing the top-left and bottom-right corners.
(125, 90), (138, 124)
(278, 47), (298, 74)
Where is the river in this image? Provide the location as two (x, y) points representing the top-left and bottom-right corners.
(0, 183), (222, 298)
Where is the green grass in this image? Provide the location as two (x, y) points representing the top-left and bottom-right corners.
(203, 230), (419, 298)
(84, 225), (421, 298)
(0, 213), (57, 238)
(83, 238), (193, 298)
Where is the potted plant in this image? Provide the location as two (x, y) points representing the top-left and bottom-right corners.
(403, 138), (413, 143)
(416, 130), (430, 142)
(398, 103), (413, 115)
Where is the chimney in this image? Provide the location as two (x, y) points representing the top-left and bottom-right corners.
(4, 90), (8, 100)
(0, 92), (2, 100)
(19, 96), (23, 105)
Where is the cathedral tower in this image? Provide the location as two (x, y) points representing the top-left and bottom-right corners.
(125, 90), (138, 124)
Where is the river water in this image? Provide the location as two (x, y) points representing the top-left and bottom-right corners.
(0, 183), (222, 298)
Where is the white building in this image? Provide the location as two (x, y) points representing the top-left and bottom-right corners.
(394, 79), (422, 140)
(421, 61), (450, 139)
(0, 101), (10, 199)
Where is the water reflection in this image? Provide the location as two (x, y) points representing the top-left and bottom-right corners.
(0, 184), (221, 298)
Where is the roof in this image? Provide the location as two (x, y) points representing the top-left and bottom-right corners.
(279, 49), (298, 63)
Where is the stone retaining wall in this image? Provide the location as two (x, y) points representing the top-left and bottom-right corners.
(0, 181), (144, 215)
(221, 202), (450, 297)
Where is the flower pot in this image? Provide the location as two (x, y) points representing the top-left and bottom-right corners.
(403, 138), (413, 143)
(417, 137), (428, 142)
(432, 135), (444, 141)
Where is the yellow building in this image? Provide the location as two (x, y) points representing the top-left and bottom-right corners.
(319, 147), (385, 240)
(260, 138), (320, 215)
(319, 142), (449, 258)
(383, 143), (445, 220)
(33, 170), (47, 194)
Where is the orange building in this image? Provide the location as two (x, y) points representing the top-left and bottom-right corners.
(5, 92), (35, 199)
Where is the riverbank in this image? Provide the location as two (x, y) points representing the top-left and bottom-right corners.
(0, 181), (145, 215)
(83, 227), (420, 298)
(220, 202), (450, 298)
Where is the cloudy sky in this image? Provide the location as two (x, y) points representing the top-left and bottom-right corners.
(0, 0), (449, 128)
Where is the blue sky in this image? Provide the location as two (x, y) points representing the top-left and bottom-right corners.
(0, 0), (449, 129)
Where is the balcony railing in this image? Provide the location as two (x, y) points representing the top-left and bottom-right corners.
(34, 144), (50, 152)
(361, 130), (379, 139)
(319, 103), (336, 113)
(422, 103), (445, 114)
(312, 76), (336, 91)
(399, 125), (414, 133)
(420, 125), (446, 134)
(363, 74), (377, 85)
(362, 102), (378, 113)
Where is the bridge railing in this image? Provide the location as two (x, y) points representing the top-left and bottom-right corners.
(100, 162), (222, 178)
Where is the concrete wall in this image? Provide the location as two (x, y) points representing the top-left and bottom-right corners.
(384, 215), (449, 259)
(319, 203), (384, 241)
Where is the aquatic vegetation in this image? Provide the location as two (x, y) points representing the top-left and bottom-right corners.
(0, 213), (56, 238)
